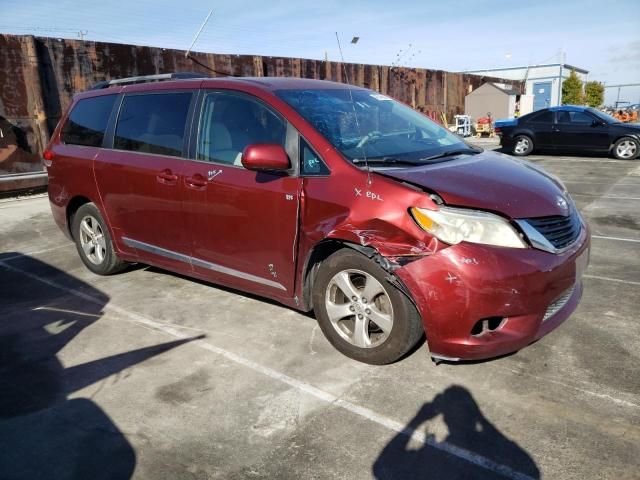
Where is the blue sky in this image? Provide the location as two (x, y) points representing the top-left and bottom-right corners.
(2, 0), (639, 105)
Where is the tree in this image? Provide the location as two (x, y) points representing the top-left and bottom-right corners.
(584, 81), (605, 107)
(562, 70), (584, 105)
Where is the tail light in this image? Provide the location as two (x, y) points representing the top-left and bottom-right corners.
(43, 150), (55, 167)
(494, 127), (502, 134)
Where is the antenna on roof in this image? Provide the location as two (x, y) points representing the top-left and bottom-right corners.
(185, 10), (213, 59)
(335, 32), (371, 186)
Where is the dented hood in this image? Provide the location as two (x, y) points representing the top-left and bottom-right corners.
(378, 151), (569, 219)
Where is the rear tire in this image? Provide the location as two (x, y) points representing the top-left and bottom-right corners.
(612, 137), (639, 160)
(512, 135), (533, 156)
(71, 203), (126, 275)
(312, 249), (424, 365)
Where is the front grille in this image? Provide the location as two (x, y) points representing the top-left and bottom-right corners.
(543, 286), (575, 322)
(523, 210), (582, 250)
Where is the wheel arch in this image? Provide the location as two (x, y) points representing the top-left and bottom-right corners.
(300, 239), (418, 314)
(513, 129), (536, 142)
(66, 195), (93, 238)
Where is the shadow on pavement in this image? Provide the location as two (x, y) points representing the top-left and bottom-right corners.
(373, 385), (540, 480)
(0, 253), (202, 480)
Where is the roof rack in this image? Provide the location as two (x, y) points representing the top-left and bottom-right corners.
(90, 72), (208, 90)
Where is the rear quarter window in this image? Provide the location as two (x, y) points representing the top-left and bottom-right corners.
(61, 95), (117, 147)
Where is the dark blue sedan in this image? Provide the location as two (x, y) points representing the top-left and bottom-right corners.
(494, 105), (640, 160)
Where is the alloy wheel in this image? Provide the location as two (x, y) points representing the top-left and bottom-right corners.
(514, 137), (530, 154)
(79, 215), (107, 265)
(325, 269), (394, 348)
(616, 140), (637, 159)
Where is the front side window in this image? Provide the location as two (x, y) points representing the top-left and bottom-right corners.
(275, 88), (472, 166)
(197, 92), (286, 165)
(588, 108), (619, 124)
(556, 111), (593, 124)
(114, 92), (192, 157)
(61, 95), (117, 147)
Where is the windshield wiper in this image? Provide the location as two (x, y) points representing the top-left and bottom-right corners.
(352, 157), (417, 166)
(419, 148), (482, 162)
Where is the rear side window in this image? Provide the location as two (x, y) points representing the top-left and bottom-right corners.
(61, 95), (116, 147)
(114, 92), (192, 157)
(527, 111), (553, 123)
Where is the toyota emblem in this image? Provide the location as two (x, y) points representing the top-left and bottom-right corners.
(556, 196), (568, 210)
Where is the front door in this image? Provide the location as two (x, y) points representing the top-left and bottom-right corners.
(182, 90), (301, 298)
(553, 109), (610, 151)
(95, 91), (195, 272)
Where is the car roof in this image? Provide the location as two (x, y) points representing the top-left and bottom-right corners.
(74, 76), (361, 101)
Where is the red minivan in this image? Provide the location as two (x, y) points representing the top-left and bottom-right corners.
(45, 73), (590, 364)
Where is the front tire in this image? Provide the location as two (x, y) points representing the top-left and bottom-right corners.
(72, 203), (126, 275)
(512, 134), (533, 156)
(612, 137), (639, 160)
(312, 249), (424, 365)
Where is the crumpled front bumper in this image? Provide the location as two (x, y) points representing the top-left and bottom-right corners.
(395, 228), (590, 361)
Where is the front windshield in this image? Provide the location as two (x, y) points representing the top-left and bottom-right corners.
(275, 88), (474, 164)
(588, 108), (620, 124)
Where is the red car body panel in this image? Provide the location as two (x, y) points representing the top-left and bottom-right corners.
(46, 77), (590, 361)
(395, 227), (589, 360)
(180, 159), (302, 297)
(377, 153), (569, 218)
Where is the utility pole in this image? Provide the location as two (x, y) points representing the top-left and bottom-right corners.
(78, 30), (88, 40)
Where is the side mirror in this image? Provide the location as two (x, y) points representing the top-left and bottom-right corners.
(591, 119), (603, 127)
(241, 144), (290, 172)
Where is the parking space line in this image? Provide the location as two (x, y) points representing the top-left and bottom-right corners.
(583, 275), (640, 287)
(0, 257), (538, 480)
(529, 158), (627, 164)
(571, 194), (640, 200)
(591, 235), (640, 243)
(565, 181), (639, 186)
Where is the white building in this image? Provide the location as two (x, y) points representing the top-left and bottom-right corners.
(465, 64), (589, 111)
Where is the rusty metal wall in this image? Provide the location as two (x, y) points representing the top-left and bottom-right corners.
(0, 33), (520, 191)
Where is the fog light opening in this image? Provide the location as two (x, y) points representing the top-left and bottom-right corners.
(471, 317), (505, 336)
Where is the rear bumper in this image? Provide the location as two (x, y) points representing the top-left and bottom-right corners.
(395, 227), (590, 361)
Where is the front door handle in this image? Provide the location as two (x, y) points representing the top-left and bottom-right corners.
(185, 174), (207, 189)
(157, 169), (178, 184)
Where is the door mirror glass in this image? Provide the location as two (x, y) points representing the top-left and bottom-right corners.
(241, 144), (290, 171)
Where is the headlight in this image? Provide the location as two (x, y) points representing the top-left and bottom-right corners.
(410, 206), (527, 248)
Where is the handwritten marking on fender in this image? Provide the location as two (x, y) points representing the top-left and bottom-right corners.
(355, 187), (383, 201)
(461, 257), (479, 265)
